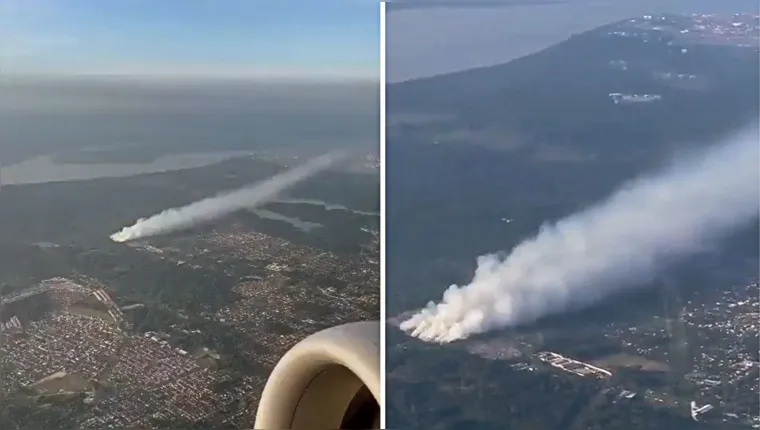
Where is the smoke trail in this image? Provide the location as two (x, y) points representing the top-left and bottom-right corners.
(400, 126), (760, 343)
(110, 152), (343, 242)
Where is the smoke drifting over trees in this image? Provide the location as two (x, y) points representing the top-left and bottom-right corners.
(401, 126), (759, 343)
(110, 153), (343, 242)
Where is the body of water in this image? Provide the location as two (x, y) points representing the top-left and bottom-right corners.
(1, 150), (252, 185)
(250, 209), (323, 232)
(277, 198), (379, 216)
(2, 152), (376, 233)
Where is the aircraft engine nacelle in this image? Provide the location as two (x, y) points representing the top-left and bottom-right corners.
(254, 321), (380, 429)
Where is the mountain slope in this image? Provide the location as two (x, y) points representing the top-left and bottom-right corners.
(388, 18), (759, 157)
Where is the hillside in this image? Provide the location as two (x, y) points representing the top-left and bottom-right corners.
(388, 17), (759, 161)
(386, 13), (759, 430)
(386, 15), (759, 310)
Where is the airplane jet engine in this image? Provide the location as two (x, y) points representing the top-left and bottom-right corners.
(254, 320), (380, 429)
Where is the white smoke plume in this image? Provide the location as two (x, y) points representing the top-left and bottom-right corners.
(110, 152), (343, 242)
(400, 126), (760, 343)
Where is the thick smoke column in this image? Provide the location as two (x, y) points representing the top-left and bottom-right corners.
(110, 152), (343, 242)
(400, 127), (760, 343)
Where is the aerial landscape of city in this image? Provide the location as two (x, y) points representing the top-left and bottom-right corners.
(2, 2), (760, 429)
(387, 9), (758, 430)
(0, 151), (380, 428)
(0, 1), (381, 427)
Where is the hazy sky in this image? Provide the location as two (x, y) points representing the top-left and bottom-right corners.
(387, 0), (759, 82)
(1, 0), (380, 80)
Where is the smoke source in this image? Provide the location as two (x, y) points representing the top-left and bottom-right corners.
(110, 152), (343, 242)
(400, 126), (760, 343)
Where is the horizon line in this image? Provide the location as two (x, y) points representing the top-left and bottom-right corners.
(1, 65), (379, 84)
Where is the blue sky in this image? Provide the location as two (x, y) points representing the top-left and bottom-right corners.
(1, 0), (380, 80)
